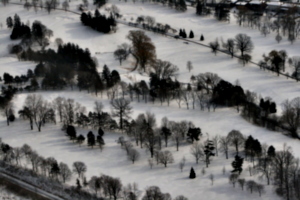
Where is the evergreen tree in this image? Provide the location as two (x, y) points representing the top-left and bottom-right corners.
(200, 34), (204, 41)
(77, 134), (85, 146)
(66, 125), (77, 140)
(76, 179), (82, 190)
(182, 29), (187, 38)
(189, 30), (194, 39)
(189, 167), (196, 179)
(6, 17), (13, 29)
(203, 140), (215, 167)
(98, 127), (104, 136)
(231, 155), (244, 174)
(267, 145), (276, 158)
(87, 131), (96, 148)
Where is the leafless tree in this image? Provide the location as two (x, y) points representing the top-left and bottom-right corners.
(128, 148), (140, 164)
(122, 182), (140, 200)
(158, 150), (174, 167)
(62, 0), (69, 11)
(27, 150), (41, 172)
(45, 0), (59, 14)
(190, 142), (204, 164)
(235, 33), (254, 56)
(1, 101), (14, 126)
(174, 195), (188, 200)
(256, 184), (265, 196)
(281, 97), (300, 138)
(101, 175), (122, 200)
(209, 174), (214, 185)
(182, 91), (190, 110)
(238, 178), (245, 190)
(88, 176), (102, 196)
(209, 39), (219, 55)
(246, 180), (257, 193)
(12, 147), (23, 166)
(72, 161), (87, 178)
(169, 121), (182, 151)
(59, 162), (72, 183)
(212, 135), (219, 156)
(219, 136), (230, 159)
(222, 166), (226, 175)
(227, 130), (244, 155)
(179, 157), (186, 172)
(150, 59), (179, 79)
(186, 61), (193, 72)
(148, 158), (154, 169)
(111, 98), (132, 130)
(229, 174), (238, 187)
(123, 141), (133, 155)
(145, 16), (156, 27)
(222, 38), (236, 58)
(288, 57), (300, 80)
(195, 72), (220, 94)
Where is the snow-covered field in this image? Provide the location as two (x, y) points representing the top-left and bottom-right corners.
(0, 0), (300, 199)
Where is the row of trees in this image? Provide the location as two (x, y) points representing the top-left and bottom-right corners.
(80, 9), (117, 34)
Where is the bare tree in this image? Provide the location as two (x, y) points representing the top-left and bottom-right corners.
(158, 150), (174, 167)
(256, 184), (265, 196)
(222, 38), (236, 58)
(288, 57), (300, 80)
(281, 97), (300, 138)
(148, 158), (154, 169)
(235, 33), (254, 56)
(212, 135), (219, 156)
(179, 157), (186, 172)
(59, 162), (72, 183)
(238, 178), (245, 190)
(186, 61), (193, 72)
(174, 195), (188, 200)
(128, 148), (140, 164)
(190, 142), (204, 164)
(219, 136), (230, 159)
(246, 180), (257, 193)
(209, 174), (214, 185)
(13, 147), (23, 166)
(62, 0), (69, 11)
(72, 161), (87, 178)
(227, 130), (244, 155)
(111, 98), (132, 130)
(209, 39), (219, 55)
(89, 176), (102, 196)
(1, 101), (14, 126)
(150, 59), (179, 79)
(195, 72), (220, 94)
(229, 174), (238, 187)
(123, 141), (133, 155)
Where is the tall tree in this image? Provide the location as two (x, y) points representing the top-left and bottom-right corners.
(235, 33), (254, 56)
(111, 98), (132, 130)
(127, 30), (156, 72)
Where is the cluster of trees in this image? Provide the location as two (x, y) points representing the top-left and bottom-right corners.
(209, 33), (254, 65)
(7, 16), (53, 51)
(80, 9), (117, 34)
(178, 29), (194, 39)
(129, 15), (176, 35)
(121, 0), (187, 12)
(233, 6), (300, 44)
(0, 139), (187, 200)
(65, 125), (105, 150)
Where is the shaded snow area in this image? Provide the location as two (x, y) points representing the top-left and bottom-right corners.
(0, 0), (300, 199)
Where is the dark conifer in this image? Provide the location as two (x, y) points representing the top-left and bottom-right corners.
(189, 30), (194, 38)
(231, 155), (244, 174)
(200, 34), (204, 41)
(189, 167), (196, 179)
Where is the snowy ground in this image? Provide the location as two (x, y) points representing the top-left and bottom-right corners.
(0, 0), (300, 199)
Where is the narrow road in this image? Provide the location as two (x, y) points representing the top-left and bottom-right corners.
(0, 170), (66, 200)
